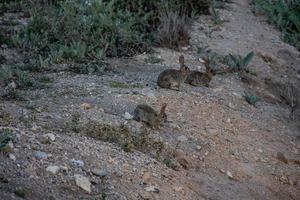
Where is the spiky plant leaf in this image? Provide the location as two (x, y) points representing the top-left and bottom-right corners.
(242, 51), (254, 68)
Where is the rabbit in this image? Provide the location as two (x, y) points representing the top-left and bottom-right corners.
(157, 55), (190, 91)
(185, 58), (216, 87)
(133, 103), (167, 129)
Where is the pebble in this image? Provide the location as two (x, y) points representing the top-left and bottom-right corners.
(70, 159), (84, 167)
(80, 103), (92, 110)
(41, 133), (56, 144)
(33, 151), (48, 160)
(145, 186), (160, 193)
(124, 112), (134, 120)
(207, 128), (218, 135)
(46, 166), (60, 174)
(74, 174), (91, 193)
(226, 171), (233, 179)
(177, 135), (188, 142)
(91, 168), (108, 177)
(142, 172), (151, 183)
(258, 149), (263, 153)
(9, 153), (16, 161)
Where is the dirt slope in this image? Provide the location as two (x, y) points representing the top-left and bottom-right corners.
(0, 0), (299, 199)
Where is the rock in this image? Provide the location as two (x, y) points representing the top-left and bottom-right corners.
(174, 149), (189, 169)
(145, 92), (156, 99)
(41, 133), (56, 144)
(91, 168), (108, 177)
(142, 172), (151, 183)
(258, 149), (263, 153)
(70, 159), (84, 167)
(46, 166), (60, 174)
(207, 128), (218, 135)
(33, 151), (48, 160)
(15, 187), (28, 198)
(173, 186), (185, 195)
(74, 174), (91, 193)
(226, 171), (233, 179)
(124, 112), (134, 120)
(80, 103), (92, 110)
(9, 153), (16, 161)
(228, 102), (235, 109)
(276, 152), (288, 164)
(145, 186), (160, 193)
(177, 135), (188, 142)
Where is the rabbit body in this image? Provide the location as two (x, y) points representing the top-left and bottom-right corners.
(185, 70), (213, 87)
(134, 103), (167, 129)
(157, 55), (190, 91)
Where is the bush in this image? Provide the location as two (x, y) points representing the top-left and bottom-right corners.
(252, 0), (300, 50)
(11, 0), (212, 64)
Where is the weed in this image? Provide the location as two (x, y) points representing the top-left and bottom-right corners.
(243, 91), (260, 105)
(210, 7), (227, 25)
(0, 65), (34, 88)
(157, 10), (191, 49)
(223, 51), (254, 72)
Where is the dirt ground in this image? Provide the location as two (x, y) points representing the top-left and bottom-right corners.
(0, 0), (299, 199)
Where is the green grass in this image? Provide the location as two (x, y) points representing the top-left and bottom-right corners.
(222, 51), (255, 72)
(252, 0), (300, 50)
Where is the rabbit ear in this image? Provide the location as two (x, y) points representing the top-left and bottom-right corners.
(160, 103), (167, 114)
(179, 55), (185, 66)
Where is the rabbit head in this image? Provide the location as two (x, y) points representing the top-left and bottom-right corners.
(179, 55), (190, 75)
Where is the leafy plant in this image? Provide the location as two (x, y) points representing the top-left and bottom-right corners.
(243, 91), (260, 105)
(223, 51), (254, 72)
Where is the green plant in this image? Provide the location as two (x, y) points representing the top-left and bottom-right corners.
(210, 7), (227, 25)
(252, 0), (300, 50)
(243, 91), (260, 105)
(223, 51), (254, 72)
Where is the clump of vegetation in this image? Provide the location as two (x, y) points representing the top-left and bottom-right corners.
(222, 51), (255, 72)
(0, 65), (34, 88)
(243, 91), (260, 106)
(252, 0), (300, 50)
(9, 0), (213, 64)
(0, 129), (13, 153)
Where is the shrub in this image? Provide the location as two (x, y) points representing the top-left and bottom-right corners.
(252, 0), (300, 50)
(11, 0), (213, 64)
(157, 10), (191, 49)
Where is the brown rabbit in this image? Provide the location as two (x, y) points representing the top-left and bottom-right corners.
(185, 58), (215, 87)
(157, 55), (190, 91)
(133, 103), (167, 129)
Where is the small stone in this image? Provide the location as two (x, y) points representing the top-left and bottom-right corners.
(74, 174), (91, 193)
(91, 168), (108, 177)
(41, 133), (56, 144)
(173, 186), (185, 195)
(142, 172), (151, 183)
(258, 149), (263, 153)
(226, 171), (233, 179)
(196, 145), (202, 151)
(177, 135), (188, 142)
(46, 166), (60, 174)
(228, 102), (235, 109)
(277, 152), (288, 164)
(174, 149), (189, 169)
(145, 186), (160, 193)
(80, 103), (91, 110)
(70, 159), (84, 167)
(33, 151), (48, 160)
(207, 128), (218, 135)
(124, 112), (134, 120)
(9, 153), (16, 161)
(145, 92), (156, 99)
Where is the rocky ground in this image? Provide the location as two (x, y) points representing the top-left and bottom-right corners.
(0, 0), (299, 199)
